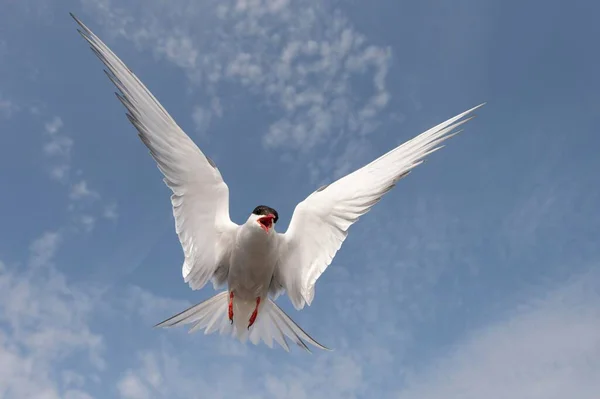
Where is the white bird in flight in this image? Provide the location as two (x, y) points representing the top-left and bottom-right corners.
(71, 13), (484, 352)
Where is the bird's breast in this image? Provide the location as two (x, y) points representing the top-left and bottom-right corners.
(227, 227), (279, 299)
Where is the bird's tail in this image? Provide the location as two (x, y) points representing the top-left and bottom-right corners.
(154, 291), (330, 353)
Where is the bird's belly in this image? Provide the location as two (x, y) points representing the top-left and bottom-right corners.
(227, 242), (277, 300)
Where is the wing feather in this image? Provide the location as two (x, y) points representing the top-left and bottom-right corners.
(72, 14), (237, 290)
(274, 104), (484, 309)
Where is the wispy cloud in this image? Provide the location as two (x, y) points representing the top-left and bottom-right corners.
(395, 270), (600, 399)
(42, 118), (89, 228)
(28, 231), (61, 268)
(103, 202), (119, 221)
(42, 116), (73, 182)
(191, 97), (223, 137)
(118, 370), (153, 399)
(114, 344), (368, 399)
(117, 352), (165, 399)
(80, 0), (392, 180)
(44, 115), (64, 135)
(119, 285), (191, 326)
(0, 233), (104, 399)
(80, 214), (96, 232)
(69, 180), (100, 201)
(0, 93), (18, 119)
(39, 114), (115, 232)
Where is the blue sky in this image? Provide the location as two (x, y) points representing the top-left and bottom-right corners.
(1, 0), (599, 397)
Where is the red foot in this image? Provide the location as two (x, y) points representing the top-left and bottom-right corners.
(228, 291), (234, 324)
(247, 297), (261, 329)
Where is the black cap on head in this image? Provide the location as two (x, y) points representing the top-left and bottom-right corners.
(252, 205), (279, 223)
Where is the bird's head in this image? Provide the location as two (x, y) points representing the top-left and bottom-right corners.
(248, 205), (278, 234)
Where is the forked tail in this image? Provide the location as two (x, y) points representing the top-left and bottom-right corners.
(154, 291), (330, 352)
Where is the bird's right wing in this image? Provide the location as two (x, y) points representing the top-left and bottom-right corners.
(273, 104), (484, 309)
(72, 14), (238, 290)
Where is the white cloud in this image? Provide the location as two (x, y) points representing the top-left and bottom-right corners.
(117, 351), (179, 399)
(120, 285), (191, 326)
(191, 96), (224, 136)
(79, 0), (392, 180)
(0, 94), (18, 119)
(69, 180), (100, 201)
(29, 231), (61, 268)
(262, 355), (364, 399)
(64, 390), (95, 399)
(43, 135), (73, 157)
(103, 202), (119, 221)
(0, 232), (104, 399)
(44, 116), (64, 135)
(80, 215), (96, 232)
(50, 164), (71, 181)
(191, 106), (213, 135)
(115, 344), (367, 399)
(395, 270), (600, 399)
(42, 116), (73, 182)
(62, 370), (86, 388)
(39, 115), (114, 230)
(118, 351), (172, 399)
(118, 371), (152, 399)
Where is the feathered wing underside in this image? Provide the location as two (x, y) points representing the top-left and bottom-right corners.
(155, 292), (329, 352)
(274, 104), (485, 310)
(71, 14), (237, 290)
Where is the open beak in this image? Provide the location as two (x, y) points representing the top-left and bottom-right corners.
(257, 214), (275, 233)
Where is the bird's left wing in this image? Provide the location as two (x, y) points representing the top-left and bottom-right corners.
(273, 104), (484, 310)
(72, 14), (238, 291)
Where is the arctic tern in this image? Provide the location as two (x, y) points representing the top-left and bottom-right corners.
(71, 13), (484, 352)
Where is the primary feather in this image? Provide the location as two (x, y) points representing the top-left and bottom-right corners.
(272, 104), (484, 310)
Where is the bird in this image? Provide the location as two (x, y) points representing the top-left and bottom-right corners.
(71, 13), (484, 352)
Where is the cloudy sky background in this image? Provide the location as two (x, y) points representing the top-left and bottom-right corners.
(1, 0), (599, 398)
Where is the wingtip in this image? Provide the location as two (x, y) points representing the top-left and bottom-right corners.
(69, 12), (81, 25)
(465, 102), (486, 115)
(316, 343), (334, 352)
(153, 320), (167, 328)
(453, 102), (485, 124)
(70, 12), (90, 34)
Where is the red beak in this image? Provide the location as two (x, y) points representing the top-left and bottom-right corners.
(257, 214), (275, 232)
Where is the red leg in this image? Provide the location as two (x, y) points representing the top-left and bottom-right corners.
(247, 297), (261, 329)
(228, 291), (234, 324)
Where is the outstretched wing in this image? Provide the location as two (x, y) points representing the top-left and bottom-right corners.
(273, 104), (484, 309)
(72, 14), (238, 290)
